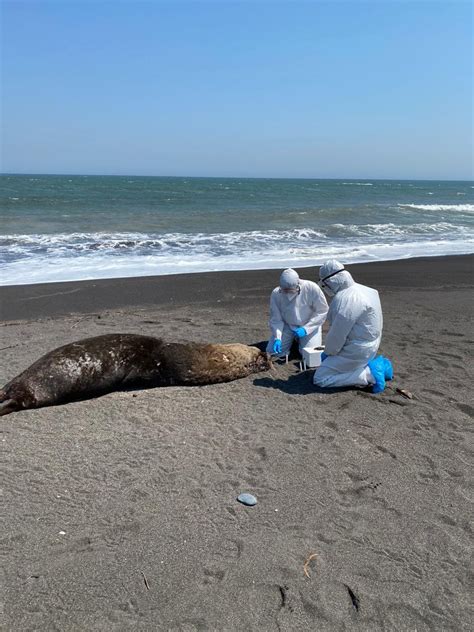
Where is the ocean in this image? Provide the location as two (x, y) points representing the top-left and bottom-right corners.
(1, 174), (473, 286)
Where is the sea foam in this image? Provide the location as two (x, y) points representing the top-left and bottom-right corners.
(398, 204), (474, 212)
(1, 225), (472, 286)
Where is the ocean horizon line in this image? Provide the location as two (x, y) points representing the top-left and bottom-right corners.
(2, 172), (473, 183)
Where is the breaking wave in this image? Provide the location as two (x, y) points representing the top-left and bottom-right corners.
(398, 204), (474, 212)
(1, 223), (472, 285)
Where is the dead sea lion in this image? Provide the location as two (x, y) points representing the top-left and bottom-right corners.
(0, 333), (272, 416)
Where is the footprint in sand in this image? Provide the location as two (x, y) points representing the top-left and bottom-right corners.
(456, 403), (474, 418)
(203, 567), (226, 585)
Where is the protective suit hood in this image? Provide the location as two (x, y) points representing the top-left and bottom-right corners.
(280, 268), (300, 289)
(279, 268), (300, 300)
(319, 259), (354, 295)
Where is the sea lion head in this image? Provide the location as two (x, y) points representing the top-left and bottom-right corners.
(213, 344), (272, 377)
(249, 348), (273, 374)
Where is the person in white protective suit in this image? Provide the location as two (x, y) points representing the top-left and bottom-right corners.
(313, 260), (393, 393)
(267, 268), (329, 358)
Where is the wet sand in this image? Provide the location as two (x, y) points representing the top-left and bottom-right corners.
(1, 255), (473, 631)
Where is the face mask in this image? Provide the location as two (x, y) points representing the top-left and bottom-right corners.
(323, 285), (335, 297)
(280, 285), (300, 300)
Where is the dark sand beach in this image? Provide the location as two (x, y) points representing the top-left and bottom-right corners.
(1, 255), (473, 631)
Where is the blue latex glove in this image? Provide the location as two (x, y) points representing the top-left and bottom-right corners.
(294, 327), (307, 339)
(321, 352), (328, 362)
(272, 339), (282, 354)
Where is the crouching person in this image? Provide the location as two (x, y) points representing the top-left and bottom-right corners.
(267, 268), (328, 358)
(314, 260), (393, 393)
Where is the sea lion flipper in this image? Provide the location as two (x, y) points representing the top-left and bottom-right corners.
(0, 398), (18, 416)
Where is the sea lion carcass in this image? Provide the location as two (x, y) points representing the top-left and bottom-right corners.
(0, 333), (272, 416)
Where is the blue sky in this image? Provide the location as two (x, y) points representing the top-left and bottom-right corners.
(1, 1), (472, 179)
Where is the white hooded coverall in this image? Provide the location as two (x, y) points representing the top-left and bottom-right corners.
(266, 279), (329, 355)
(314, 261), (382, 388)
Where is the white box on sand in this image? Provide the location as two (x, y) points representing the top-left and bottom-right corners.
(301, 346), (325, 369)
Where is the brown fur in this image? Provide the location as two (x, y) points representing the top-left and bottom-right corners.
(0, 334), (272, 416)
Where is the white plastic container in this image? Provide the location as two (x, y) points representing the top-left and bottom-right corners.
(301, 346), (325, 369)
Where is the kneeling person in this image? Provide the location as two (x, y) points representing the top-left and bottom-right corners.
(313, 260), (393, 393)
(267, 268), (328, 358)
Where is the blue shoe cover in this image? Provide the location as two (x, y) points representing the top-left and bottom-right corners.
(382, 357), (393, 381)
(368, 356), (386, 394)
